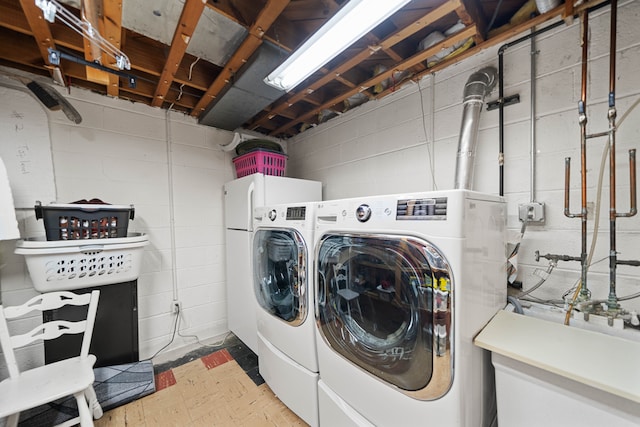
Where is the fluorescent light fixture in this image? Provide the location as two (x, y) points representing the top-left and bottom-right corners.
(264, 0), (410, 92)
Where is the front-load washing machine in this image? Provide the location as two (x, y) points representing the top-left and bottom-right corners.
(253, 203), (319, 426)
(314, 190), (506, 427)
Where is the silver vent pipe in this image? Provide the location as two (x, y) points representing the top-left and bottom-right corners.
(454, 67), (498, 190)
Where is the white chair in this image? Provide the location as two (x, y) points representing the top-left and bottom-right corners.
(0, 290), (103, 427)
(333, 264), (363, 320)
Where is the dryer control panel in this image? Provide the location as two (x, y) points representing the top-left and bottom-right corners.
(286, 206), (306, 220)
(397, 197), (447, 220)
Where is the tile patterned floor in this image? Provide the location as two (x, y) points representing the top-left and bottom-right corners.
(94, 336), (308, 427)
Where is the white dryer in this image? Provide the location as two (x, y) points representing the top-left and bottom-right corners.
(314, 190), (506, 427)
(253, 203), (319, 426)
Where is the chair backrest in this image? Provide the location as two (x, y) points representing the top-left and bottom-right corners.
(0, 290), (100, 380)
(333, 263), (348, 290)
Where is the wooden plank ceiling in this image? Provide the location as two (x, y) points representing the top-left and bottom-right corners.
(0, 0), (591, 138)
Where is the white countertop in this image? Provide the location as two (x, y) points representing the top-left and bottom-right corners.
(474, 310), (640, 403)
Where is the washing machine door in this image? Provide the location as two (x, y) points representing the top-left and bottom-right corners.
(253, 229), (308, 326)
(316, 233), (453, 400)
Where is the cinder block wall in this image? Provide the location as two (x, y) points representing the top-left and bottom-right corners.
(0, 86), (238, 370)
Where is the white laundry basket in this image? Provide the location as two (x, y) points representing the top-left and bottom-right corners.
(15, 233), (149, 292)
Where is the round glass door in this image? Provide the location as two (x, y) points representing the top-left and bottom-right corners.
(253, 229), (308, 326)
(316, 233), (453, 400)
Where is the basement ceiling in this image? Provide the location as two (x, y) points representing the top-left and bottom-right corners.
(0, 0), (598, 138)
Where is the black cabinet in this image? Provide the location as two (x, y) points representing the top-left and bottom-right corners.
(44, 280), (139, 368)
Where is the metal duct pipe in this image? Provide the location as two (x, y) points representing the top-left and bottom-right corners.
(454, 66), (498, 190)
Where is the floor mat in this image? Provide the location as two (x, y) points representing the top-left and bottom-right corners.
(18, 360), (155, 426)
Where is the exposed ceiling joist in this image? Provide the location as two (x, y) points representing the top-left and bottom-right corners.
(81, 0), (111, 86)
(0, 0), (599, 138)
(152, 0), (206, 107)
(459, 0), (487, 42)
(100, 0), (122, 96)
(191, 0), (290, 115)
(17, 0), (64, 81)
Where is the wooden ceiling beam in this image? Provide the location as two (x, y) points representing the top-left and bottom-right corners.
(0, 29), (52, 68)
(17, 0), (65, 81)
(362, 32), (413, 69)
(191, 0), (290, 116)
(81, 0), (103, 63)
(563, 0), (576, 23)
(101, 0), (123, 96)
(458, 0), (487, 42)
(121, 35), (165, 76)
(152, 0), (207, 107)
(0, 4), (84, 54)
(0, 2), (31, 34)
(81, 0), (111, 87)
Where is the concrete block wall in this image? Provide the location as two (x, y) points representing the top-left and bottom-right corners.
(289, 1), (640, 315)
(0, 84), (239, 372)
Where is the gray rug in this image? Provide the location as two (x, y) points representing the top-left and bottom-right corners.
(18, 360), (156, 426)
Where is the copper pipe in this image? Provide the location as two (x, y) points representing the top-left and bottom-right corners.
(580, 11), (588, 114)
(562, 10), (591, 301)
(607, 0), (619, 310)
(609, 0), (617, 106)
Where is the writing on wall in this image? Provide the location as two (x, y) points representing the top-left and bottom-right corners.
(0, 85), (56, 208)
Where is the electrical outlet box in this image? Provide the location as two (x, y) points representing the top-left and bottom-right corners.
(519, 202), (545, 224)
(172, 300), (181, 314)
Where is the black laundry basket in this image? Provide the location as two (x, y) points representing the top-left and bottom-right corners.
(35, 201), (135, 241)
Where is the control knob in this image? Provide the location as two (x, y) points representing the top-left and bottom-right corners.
(356, 204), (371, 222)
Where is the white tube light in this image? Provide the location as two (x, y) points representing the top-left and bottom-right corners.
(264, 0), (410, 92)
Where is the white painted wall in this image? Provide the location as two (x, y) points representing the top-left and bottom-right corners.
(0, 84), (243, 371)
(289, 1), (640, 316)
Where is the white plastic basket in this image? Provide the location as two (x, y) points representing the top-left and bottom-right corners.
(15, 233), (149, 292)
